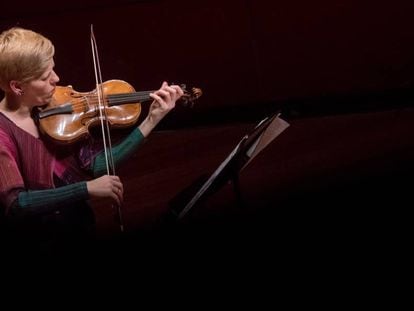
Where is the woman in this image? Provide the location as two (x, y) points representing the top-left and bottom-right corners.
(0, 27), (183, 253)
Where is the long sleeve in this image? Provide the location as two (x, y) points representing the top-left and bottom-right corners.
(92, 127), (145, 177)
(12, 182), (89, 216)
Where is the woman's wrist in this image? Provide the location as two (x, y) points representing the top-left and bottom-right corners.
(138, 115), (159, 137)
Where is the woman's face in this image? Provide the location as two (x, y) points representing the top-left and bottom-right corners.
(22, 59), (60, 106)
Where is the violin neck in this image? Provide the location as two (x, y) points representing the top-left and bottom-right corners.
(107, 90), (155, 106)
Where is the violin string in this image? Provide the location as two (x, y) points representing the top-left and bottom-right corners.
(53, 84), (193, 111)
(66, 93), (153, 110)
(62, 88), (191, 111)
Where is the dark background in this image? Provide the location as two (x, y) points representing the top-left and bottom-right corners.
(1, 1), (413, 252)
(2, 1), (414, 121)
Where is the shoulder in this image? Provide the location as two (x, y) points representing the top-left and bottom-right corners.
(0, 112), (18, 152)
(0, 112), (14, 136)
(0, 111), (11, 126)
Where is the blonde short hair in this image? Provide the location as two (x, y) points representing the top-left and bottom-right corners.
(0, 27), (55, 91)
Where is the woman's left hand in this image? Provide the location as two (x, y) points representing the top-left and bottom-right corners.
(139, 81), (183, 136)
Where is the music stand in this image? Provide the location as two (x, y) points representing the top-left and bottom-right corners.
(168, 113), (290, 221)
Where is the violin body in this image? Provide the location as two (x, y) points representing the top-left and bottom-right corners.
(36, 79), (201, 144)
(37, 80), (142, 144)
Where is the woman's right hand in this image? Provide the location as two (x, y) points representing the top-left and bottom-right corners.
(86, 175), (124, 206)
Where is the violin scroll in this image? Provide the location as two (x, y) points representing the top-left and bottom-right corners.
(179, 84), (202, 108)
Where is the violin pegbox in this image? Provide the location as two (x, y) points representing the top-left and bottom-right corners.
(179, 83), (202, 108)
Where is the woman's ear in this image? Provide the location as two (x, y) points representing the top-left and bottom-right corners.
(9, 80), (24, 95)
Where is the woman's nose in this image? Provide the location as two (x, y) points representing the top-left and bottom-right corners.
(51, 70), (60, 84)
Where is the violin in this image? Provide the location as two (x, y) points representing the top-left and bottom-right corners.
(36, 79), (202, 144)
